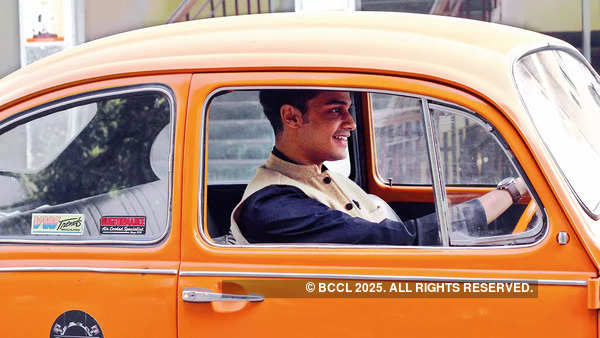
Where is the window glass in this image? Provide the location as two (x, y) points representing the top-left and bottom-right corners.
(0, 91), (171, 242)
(432, 106), (544, 245)
(514, 49), (600, 216)
(434, 108), (518, 185)
(204, 89), (353, 242)
(371, 93), (432, 185)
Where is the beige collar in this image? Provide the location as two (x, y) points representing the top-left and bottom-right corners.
(265, 153), (327, 180)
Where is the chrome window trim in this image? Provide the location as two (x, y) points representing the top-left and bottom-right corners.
(0, 266), (177, 274)
(0, 84), (176, 245)
(179, 270), (587, 286)
(422, 98), (450, 246)
(199, 85), (548, 250)
(510, 43), (600, 220)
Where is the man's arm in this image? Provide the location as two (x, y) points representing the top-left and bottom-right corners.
(237, 180), (516, 245)
(478, 177), (528, 224)
(238, 185), (447, 245)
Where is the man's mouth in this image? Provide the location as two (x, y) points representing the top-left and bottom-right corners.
(333, 134), (350, 143)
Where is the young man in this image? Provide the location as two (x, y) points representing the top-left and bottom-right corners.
(229, 90), (528, 245)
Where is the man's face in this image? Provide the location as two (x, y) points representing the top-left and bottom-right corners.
(296, 91), (356, 164)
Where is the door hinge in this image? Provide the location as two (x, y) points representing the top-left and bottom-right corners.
(588, 278), (600, 309)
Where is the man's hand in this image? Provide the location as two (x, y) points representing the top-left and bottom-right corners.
(514, 177), (529, 198)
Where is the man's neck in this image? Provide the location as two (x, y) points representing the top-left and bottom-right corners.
(272, 146), (327, 172)
(272, 146), (299, 164)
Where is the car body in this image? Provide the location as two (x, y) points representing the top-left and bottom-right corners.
(1, 11), (600, 338)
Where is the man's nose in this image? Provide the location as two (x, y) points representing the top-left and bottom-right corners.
(343, 112), (357, 131)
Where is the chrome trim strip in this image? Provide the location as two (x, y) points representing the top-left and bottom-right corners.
(422, 98), (450, 246)
(179, 270), (587, 286)
(198, 85), (549, 250)
(0, 267), (178, 274)
(0, 85), (176, 245)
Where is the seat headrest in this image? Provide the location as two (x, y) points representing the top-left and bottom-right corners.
(150, 124), (170, 180)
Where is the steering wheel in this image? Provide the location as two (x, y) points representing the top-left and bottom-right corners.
(512, 199), (537, 234)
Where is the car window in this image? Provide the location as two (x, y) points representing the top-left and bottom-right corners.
(205, 89), (353, 241)
(0, 89), (172, 243)
(371, 93), (544, 246)
(372, 93), (432, 185)
(0, 103), (96, 173)
(207, 90), (351, 185)
(201, 88), (544, 247)
(430, 104), (545, 246)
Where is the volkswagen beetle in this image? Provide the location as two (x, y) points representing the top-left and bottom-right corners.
(0, 11), (599, 338)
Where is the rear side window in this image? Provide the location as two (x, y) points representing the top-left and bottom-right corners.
(0, 88), (173, 243)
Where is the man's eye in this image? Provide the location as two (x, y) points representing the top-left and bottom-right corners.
(330, 107), (342, 113)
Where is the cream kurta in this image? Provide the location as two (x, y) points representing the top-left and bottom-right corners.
(230, 154), (387, 244)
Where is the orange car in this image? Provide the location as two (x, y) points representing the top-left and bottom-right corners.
(0, 11), (599, 338)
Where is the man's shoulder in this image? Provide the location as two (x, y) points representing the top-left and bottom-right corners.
(242, 166), (296, 199)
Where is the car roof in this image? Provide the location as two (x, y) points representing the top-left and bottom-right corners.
(0, 11), (570, 113)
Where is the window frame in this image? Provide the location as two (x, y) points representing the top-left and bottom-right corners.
(198, 85), (547, 249)
(0, 84), (176, 245)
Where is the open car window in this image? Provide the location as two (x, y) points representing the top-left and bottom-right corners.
(206, 90), (351, 185)
(0, 88), (173, 243)
(201, 88), (545, 247)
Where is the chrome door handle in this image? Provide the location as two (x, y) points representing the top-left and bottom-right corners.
(182, 288), (264, 303)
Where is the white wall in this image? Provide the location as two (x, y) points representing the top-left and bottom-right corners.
(493, 0), (599, 32)
(85, 0), (180, 42)
(0, 0), (180, 79)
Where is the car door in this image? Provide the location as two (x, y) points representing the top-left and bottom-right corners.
(0, 74), (189, 337)
(179, 71), (596, 337)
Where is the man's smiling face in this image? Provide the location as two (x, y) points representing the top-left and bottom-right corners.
(296, 91), (356, 165)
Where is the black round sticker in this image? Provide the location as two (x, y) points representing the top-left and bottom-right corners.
(50, 310), (103, 338)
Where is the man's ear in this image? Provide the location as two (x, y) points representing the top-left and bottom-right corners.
(280, 104), (304, 129)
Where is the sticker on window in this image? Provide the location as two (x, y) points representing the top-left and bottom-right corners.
(31, 213), (85, 235)
(100, 216), (146, 235)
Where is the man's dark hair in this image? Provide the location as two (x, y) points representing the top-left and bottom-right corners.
(259, 90), (320, 135)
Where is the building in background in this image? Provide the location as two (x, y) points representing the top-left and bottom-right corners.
(18, 0), (84, 67)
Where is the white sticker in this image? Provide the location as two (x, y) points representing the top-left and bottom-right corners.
(31, 213), (84, 235)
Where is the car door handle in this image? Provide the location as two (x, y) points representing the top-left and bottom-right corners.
(182, 288), (264, 303)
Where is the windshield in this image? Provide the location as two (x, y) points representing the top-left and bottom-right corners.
(514, 48), (600, 216)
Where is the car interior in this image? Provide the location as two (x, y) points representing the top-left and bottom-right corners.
(204, 90), (539, 246)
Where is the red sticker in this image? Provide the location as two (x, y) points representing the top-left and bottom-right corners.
(100, 216), (146, 235)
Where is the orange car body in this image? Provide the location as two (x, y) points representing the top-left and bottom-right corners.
(0, 12), (598, 337)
